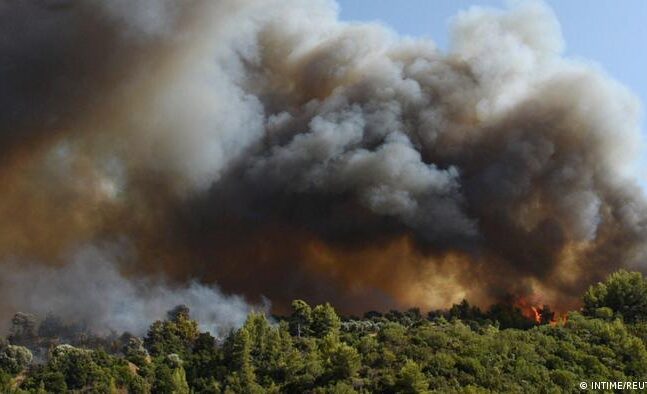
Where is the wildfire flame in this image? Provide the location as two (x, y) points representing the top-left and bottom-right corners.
(530, 306), (542, 324)
(514, 296), (566, 326)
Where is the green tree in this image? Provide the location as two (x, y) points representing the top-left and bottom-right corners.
(185, 332), (221, 392)
(0, 370), (11, 393)
(145, 305), (199, 357)
(289, 300), (313, 337)
(583, 270), (647, 322)
(41, 371), (68, 393)
(224, 326), (262, 393)
(0, 344), (32, 374)
(329, 342), (360, 380)
(151, 353), (191, 394)
(320, 334), (360, 382)
(123, 335), (149, 366)
(396, 360), (429, 393)
(317, 380), (358, 393)
(171, 366), (190, 394)
(153, 362), (175, 393)
(312, 303), (341, 338)
(48, 345), (97, 390)
(168, 305), (200, 344)
(283, 336), (323, 392)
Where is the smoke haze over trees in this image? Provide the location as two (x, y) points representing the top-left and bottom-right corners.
(2, 270), (647, 392)
(1, 0), (647, 332)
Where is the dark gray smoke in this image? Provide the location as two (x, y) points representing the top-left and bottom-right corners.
(0, 0), (646, 328)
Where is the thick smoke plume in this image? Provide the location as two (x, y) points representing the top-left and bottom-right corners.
(1, 0), (646, 328)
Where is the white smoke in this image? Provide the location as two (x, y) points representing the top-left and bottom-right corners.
(0, 245), (261, 335)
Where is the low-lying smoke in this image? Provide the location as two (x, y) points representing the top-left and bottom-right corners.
(0, 245), (258, 335)
(1, 0), (646, 326)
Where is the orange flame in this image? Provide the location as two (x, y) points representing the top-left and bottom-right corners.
(514, 296), (541, 324)
(530, 306), (541, 324)
(514, 296), (561, 325)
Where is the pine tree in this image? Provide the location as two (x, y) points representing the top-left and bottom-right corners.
(312, 303), (341, 338)
(225, 327), (262, 393)
(171, 366), (190, 394)
(396, 360), (429, 394)
(289, 300), (313, 337)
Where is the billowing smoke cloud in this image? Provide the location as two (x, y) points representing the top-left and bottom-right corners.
(0, 245), (259, 335)
(0, 0), (646, 327)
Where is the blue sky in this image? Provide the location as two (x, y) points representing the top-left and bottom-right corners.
(337, 0), (647, 172)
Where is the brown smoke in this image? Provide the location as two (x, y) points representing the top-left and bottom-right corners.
(1, 0), (646, 326)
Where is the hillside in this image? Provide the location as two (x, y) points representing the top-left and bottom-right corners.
(2, 270), (647, 393)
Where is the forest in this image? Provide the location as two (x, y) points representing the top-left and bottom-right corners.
(2, 269), (647, 393)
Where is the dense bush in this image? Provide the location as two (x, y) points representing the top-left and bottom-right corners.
(583, 269), (647, 322)
(0, 344), (32, 375)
